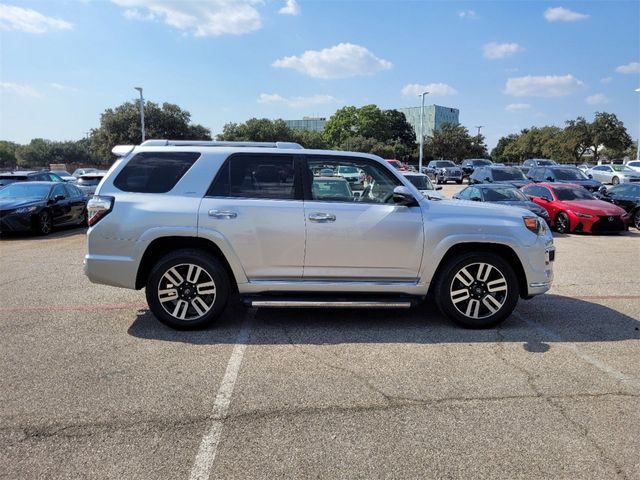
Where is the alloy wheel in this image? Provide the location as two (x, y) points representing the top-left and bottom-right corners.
(555, 213), (569, 234)
(39, 212), (52, 235)
(157, 263), (217, 321)
(634, 210), (640, 230)
(449, 262), (508, 320)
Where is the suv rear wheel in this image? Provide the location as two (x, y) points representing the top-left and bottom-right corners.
(146, 249), (229, 329)
(434, 252), (519, 328)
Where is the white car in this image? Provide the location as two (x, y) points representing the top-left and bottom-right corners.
(625, 160), (640, 173)
(334, 165), (361, 184)
(402, 172), (444, 199)
(588, 164), (640, 185)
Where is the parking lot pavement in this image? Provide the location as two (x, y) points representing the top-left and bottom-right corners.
(1, 212), (639, 478)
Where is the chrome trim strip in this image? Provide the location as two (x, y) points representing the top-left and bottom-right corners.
(529, 282), (551, 288)
(250, 301), (412, 309)
(248, 279), (419, 286)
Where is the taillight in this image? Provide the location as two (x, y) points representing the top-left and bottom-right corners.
(87, 195), (114, 226)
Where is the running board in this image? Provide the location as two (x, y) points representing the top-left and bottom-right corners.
(249, 300), (412, 309)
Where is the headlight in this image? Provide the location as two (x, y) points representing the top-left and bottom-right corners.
(524, 216), (546, 235)
(574, 212), (593, 218)
(14, 206), (38, 214)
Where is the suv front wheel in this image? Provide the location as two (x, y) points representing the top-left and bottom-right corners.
(146, 249), (229, 329)
(434, 252), (519, 328)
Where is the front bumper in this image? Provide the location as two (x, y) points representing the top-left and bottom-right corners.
(0, 211), (34, 232)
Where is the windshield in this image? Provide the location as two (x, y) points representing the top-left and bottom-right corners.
(51, 170), (71, 177)
(483, 187), (528, 202)
(554, 168), (588, 180)
(0, 183), (50, 199)
(555, 187), (595, 201)
(405, 175), (434, 190)
(492, 168), (526, 181)
(338, 166), (358, 174)
(77, 176), (104, 186)
(435, 161), (456, 167)
(612, 165), (634, 173)
(472, 160), (492, 166)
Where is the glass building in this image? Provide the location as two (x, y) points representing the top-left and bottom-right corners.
(284, 116), (327, 132)
(396, 105), (460, 140)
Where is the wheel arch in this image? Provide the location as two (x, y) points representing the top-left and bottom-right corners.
(428, 242), (528, 299)
(135, 236), (240, 291)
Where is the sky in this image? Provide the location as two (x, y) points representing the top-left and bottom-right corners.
(1, 0), (639, 150)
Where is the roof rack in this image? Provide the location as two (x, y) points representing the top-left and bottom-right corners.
(140, 139), (304, 149)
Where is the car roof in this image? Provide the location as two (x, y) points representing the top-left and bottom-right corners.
(0, 171), (37, 176)
(532, 182), (583, 190)
(472, 184), (519, 190)
(314, 176), (347, 182)
(2, 181), (57, 186)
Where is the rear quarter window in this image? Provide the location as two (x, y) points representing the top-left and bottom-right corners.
(113, 152), (200, 193)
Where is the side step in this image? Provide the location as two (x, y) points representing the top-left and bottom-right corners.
(247, 300), (413, 309)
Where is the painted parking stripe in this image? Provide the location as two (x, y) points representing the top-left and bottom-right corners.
(189, 316), (253, 480)
(513, 312), (639, 388)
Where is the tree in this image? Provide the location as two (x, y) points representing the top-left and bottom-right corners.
(91, 100), (211, 161)
(217, 118), (297, 143)
(491, 134), (518, 163)
(563, 117), (592, 162)
(590, 112), (632, 163)
(425, 123), (487, 162)
(0, 141), (20, 168)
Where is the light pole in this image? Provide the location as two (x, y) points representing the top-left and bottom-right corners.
(418, 91), (429, 172)
(134, 87), (145, 143)
(475, 125), (484, 137)
(636, 89), (640, 161)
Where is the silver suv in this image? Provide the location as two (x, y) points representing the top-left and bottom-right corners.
(85, 140), (555, 329)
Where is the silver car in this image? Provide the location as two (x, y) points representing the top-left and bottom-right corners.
(625, 160), (640, 173)
(589, 164), (640, 185)
(85, 140), (554, 330)
(401, 172), (444, 199)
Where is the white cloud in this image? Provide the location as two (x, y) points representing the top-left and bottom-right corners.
(544, 7), (589, 22)
(48, 82), (78, 92)
(112, 0), (262, 36)
(273, 43), (392, 79)
(600, 76), (613, 84)
(258, 93), (337, 108)
(616, 62), (640, 74)
(586, 93), (609, 105)
(505, 103), (531, 112)
(458, 10), (476, 19)
(401, 83), (458, 97)
(278, 0), (300, 16)
(0, 4), (73, 33)
(483, 42), (523, 60)
(504, 74), (584, 97)
(0, 82), (42, 98)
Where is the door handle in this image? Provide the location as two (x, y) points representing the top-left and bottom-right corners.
(208, 209), (237, 219)
(308, 212), (336, 223)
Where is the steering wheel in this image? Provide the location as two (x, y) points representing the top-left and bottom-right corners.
(382, 191), (395, 204)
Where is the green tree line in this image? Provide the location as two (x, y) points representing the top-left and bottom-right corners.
(491, 112), (633, 164)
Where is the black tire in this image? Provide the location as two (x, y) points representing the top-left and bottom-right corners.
(146, 249), (230, 329)
(78, 209), (88, 227)
(555, 212), (570, 234)
(434, 252), (519, 328)
(612, 176), (620, 186)
(36, 210), (52, 236)
(633, 208), (640, 230)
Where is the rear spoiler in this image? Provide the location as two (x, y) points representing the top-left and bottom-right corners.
(112, 145), (135, 157)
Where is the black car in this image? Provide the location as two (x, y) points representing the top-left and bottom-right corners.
(424, 160), (463, 184)
(520, 158), (557, 176)
(453, 184), (550, 224)
(461, 158), (493, 177)
(0, 182), (88, 235)
(595, 183), (640, 229)
(527, 166), (602, 192)
(0, 170), (64, 188)
(469, 166), (532, 188)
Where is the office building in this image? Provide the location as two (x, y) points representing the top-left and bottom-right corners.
(284, 116), (327, 132)
(396, 105), (460, 140)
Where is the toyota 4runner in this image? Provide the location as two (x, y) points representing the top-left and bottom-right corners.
(85, 140), (555, 329)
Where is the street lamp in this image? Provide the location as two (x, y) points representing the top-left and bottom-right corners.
(418, 91), (429, 172)
(134, 87), (145, 143)
(475, 125), (484, 136)
(636, 89), (640, 161)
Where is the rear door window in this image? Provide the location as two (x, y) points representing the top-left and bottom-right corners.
(113, 151), (200, 193)
(208, 154), (297, 200)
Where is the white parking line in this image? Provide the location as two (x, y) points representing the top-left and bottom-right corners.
(189, 317), (253, 480)
(513, 312), (639, 388)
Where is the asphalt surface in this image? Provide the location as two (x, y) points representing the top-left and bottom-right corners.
(1, 184), (639, 479)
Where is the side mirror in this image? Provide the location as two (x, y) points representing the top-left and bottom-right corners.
(436, 186), (443, 191)
(588, 174), (593, 179)
(484, 177), (492, 182)
(392, 186), (419, 207)
(54, 194), (65, 201)
(598, 185), (608, 194)
(470, 196), (482, 202)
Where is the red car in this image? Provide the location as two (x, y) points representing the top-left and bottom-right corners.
(521, 183), (628, 234)
(386, 159), (408, 171)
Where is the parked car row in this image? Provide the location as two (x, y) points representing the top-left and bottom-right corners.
(453, 180), (640, 233)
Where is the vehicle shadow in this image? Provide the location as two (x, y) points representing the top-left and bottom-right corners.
(127, 294), (639, 349)
(0, 225), (86, 241)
